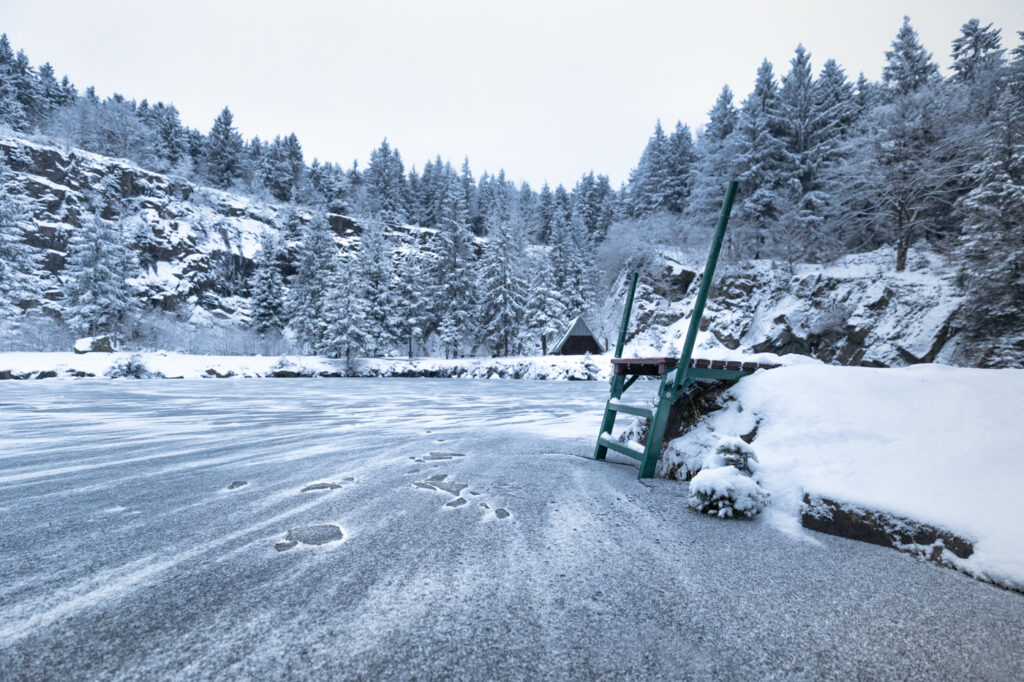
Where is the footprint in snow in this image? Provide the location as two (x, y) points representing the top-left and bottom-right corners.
(410, 452), (467, 463)
(412, 474), (512, 520)
(301, 478), (355, 493)
(274, 524), (344, 551)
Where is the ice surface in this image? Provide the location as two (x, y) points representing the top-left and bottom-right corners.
(0, 379), (1021, 678)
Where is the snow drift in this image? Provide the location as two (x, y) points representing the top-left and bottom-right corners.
(662, 364), (1024, 590)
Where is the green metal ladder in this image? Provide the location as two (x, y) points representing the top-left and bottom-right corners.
(594, 181), (766, 478)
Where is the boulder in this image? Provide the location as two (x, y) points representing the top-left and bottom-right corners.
(73, 336), (114, 354)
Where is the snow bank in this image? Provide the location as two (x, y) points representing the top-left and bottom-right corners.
(0, 352), (611, 381)
(664, 364), (1024, 589)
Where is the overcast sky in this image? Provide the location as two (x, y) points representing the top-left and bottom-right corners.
(3, 1), (1022, 187)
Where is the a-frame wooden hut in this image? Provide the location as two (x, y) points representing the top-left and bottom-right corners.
(551, 316), (603, 355)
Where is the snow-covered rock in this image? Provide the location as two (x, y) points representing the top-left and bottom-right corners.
(73, 336), (113, 354)
(608, 245), (1012, 368)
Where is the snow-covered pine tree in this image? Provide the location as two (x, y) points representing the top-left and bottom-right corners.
(363, 139), (408, 225)
(733, 59), (789, 255)
(474, 215), (527, 356)
(428, 208), (477, 357)
(549, 207), (596, 318)
(62, 211), (138, 337)
(688, 86), (739, 224)
(662, 122), (698, 214)
(954, 50), (1024, 362)
(0, 165), (43, 328)
(356, 219), (399, 356)
(459, 157), (477, 228)
(629, 120), (671, 217)
(0, 35), (29, 131)
(261, 134), (305, 201)
(534, 182), (554, 243)
(321, 254), (370, 362)
(951, 19), (1007, 121)
(951, 19), (1004, 84)
(523, 249), (567, 355)
(392, 249), (430, 357)
(205, 106), (243, 189)
(249, 232), (286, 334)
(285, 213), (335, 351)
(883, 16), (940, 96)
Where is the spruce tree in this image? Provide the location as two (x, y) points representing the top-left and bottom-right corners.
(523, 249), (567, 355)
(663, 122), (698, 214)
(205, 106), (243, 189)
(363, 139), (408, 224)
(428, 210), (476, 356)
(62, 211), (138, 337)
(249, 232), (285, 334)
(0, 166), (43, 326)
(883, 16), (940, 96)
(285, 213), (335, 351)
(322, 254), (370, 362)
(357, 219), (399, 355)
(955, 63), (1024, 360)
(392, 249), (430, 357)
(951, 19), (1004, 83)
(629, 120), (671, 216)
(733, 59), (789, 253)
(475, 215), (526, 356)
(689, 86), (739, 221)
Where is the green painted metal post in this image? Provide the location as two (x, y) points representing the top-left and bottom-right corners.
(613, 272), (638, 359)
(594, 272), (639, 461)
(673, 181), (738, 390)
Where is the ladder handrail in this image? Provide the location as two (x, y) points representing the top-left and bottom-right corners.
(613, 272), (639, 359)
(674, 181), (738, 390)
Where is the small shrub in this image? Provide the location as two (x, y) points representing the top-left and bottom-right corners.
(688, 465), (770, 519)
(105, 353), (162, 379)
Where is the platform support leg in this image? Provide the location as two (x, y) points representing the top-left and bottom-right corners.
(594, 373), (625, 460)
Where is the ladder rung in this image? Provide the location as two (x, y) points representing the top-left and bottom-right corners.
(598, 434), (644, 461)
(607, 401), (653, 420)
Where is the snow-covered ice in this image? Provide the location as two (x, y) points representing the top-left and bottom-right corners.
(1, 378), (1022, 679)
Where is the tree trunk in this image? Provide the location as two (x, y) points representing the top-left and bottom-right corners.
(541, 335), (547, 356)
(895, 207), (908, 272)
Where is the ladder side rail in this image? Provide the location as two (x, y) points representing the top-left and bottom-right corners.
(674, 181), (738, 390)
(613, 272), (639, 359)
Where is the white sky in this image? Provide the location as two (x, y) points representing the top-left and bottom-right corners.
(2, 0), (1022, 188)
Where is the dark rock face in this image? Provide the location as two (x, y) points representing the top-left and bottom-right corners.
(801, 494), (974, 565)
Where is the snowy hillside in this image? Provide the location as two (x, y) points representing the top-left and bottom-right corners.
(0, 131), (1019, 368)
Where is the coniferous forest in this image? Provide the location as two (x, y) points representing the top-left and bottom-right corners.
(0, 16), (1022, 361)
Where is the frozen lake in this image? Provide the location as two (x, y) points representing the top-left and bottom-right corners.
(1, 379), (1022, 679)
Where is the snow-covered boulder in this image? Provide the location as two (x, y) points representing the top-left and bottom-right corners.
(73, 336), (114, 354)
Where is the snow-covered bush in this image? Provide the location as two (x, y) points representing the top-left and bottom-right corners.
(689, 465), (770, 519)
(105, 354), (162, 379)
(687, 436), (769, 519)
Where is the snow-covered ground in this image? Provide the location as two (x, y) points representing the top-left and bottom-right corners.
(663, 364), (1024, 590)
(1, 379), (1022, 678)
(0, 351), (610, 381)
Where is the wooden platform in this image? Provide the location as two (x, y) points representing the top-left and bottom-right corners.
(610, 357), (781, 376)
